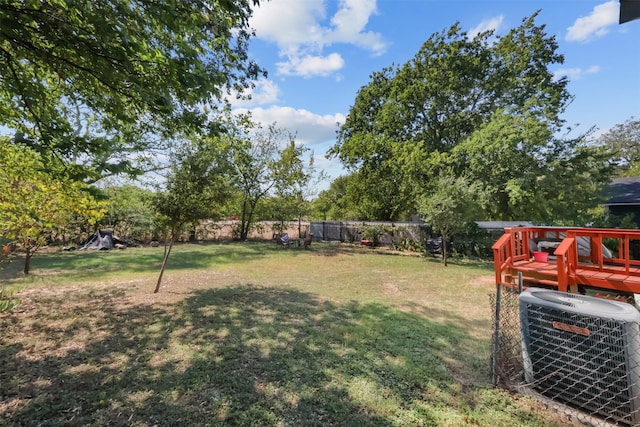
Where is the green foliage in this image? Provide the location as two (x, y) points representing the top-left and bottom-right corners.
(0, 284), (20, 312)
(100, 184), (156, 241)
(356, 224), (429, 252)
(618, 214), (638, 230)
(419, 174), (480, 265)
(598, 117), (640, 177)
(1, 0), (265, 180)
(229, 117), (288, 239)
(224, 115), (317, 239)
(155, 136), (234, 229)
(385, 226), (428, 252)
(271, 139), (322, 228)
(450, 223), (497, 259)
(329, 13), (613, 223)
(451, 111), (548, 220)
(593, 212), (639, 230)
(152, 134), (235, 291)
(393, 236), (426, 253)
(359, 224), (388, 244)
(451, 112), (614, 223)
(312, 171), (412, 221)
(535, 134), (615, 225)
(311, 175), (361, 220)
(0, 138), (106, 273)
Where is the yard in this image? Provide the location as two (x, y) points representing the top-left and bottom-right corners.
(0, 242), (572, 426)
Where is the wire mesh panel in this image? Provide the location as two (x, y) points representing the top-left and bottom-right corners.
(520, 290), (640, 425)
(491, 284), (524, 387)
(492, 286), (640, 426)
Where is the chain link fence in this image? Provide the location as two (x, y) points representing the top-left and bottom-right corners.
(491, 281), (640, 426)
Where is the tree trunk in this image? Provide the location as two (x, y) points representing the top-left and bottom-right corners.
(23, 247), (32, 275)
(240, 199), (258, 241)
(240, 197), (251, 240)
(442, 234), (448, 267)
(240, 214), (248, 241)
(154, 234), (175, 293)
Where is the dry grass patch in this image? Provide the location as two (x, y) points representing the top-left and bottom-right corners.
(0, 242), (574, 426)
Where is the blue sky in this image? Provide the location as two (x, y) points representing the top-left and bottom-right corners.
(230, 0), (640, 190)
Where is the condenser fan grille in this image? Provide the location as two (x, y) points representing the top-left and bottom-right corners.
(520, 289), (640, 425)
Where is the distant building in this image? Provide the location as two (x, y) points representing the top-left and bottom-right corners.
(604, 177), (640, 225)
(475, 221), (534, 231)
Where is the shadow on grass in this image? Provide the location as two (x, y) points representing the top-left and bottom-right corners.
(0, 242), (385, 283)
(0, 285), (557, 426)
(1, 242), (495, 284)
(0, 242), (271, 282)
(268, 241), (362, 258)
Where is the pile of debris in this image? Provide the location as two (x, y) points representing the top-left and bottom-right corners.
(74, 230), (138, 251)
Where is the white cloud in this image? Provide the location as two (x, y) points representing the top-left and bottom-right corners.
(312, 151), (347, 186)
(250, 0), (326, 51)
(231, 105), (348, 187)
(566, 1), (619, 42)
(228, 80), (281, 107)
(277, 53), (345, 78)
(326, 0), (386, 55)
(234, 105), (345, 147)
(553, 65), (601, 81)
(250, 0), (387, 77)
(468, 15), (504, 39)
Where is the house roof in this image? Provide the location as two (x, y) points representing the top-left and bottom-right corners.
(620, 0), (640, 24)
(604, 177), (640, 205)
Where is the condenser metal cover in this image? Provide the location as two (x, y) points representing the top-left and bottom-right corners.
(519, 288), (640, 425)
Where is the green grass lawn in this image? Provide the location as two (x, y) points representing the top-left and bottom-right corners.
(0, 242), (570, 426)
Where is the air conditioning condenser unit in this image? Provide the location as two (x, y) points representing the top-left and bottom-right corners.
(519, 288), (640, 425)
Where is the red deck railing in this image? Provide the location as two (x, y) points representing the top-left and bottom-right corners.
(492, 227), (640, 296)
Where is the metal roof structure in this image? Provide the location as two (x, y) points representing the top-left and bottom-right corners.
(476, 221), (534, 230)
(620, 0), (640, 24)
(604, 177), (640, 205)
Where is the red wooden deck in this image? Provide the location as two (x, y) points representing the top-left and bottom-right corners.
(493, 227), (640, 298)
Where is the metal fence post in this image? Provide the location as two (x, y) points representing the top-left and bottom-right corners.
(492, 283), (502, 387)
(518, 272), (523, 293)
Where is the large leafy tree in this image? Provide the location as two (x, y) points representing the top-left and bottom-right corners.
(228, 118), (285, 240)
(451, 111), (614, 224)
(329, 13), (577, 221)
(598, 117), (640, 177)
(271, 140), (323, 235)
(449, 111), (550, 221)
(226, 117), (314, 240)
(0, 138), (105, 274)
(538, 136), (614, 225)
(312, 177), (346, 221)
(153, 136), (234, 293)
(311, 175), (360, 220)
(311, 171), (407, 221)
(418, 173), (480, 266)
(1, 0), (265, 180)
(100, 184), (156, 241)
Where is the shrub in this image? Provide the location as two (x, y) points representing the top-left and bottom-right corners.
(0, 284), (20, 313)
